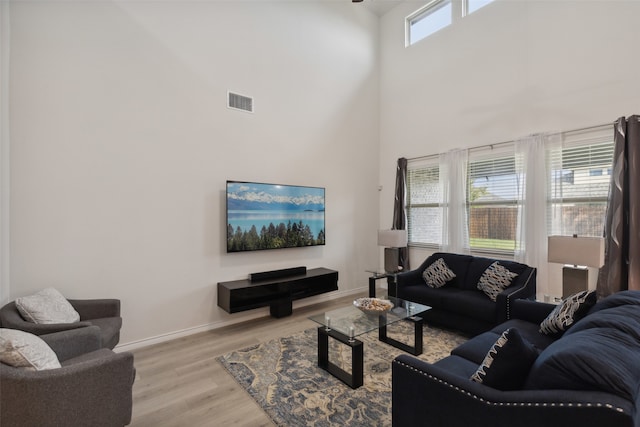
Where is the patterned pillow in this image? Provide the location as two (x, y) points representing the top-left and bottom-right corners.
(470, 328), (538, 390)
(15, 288), (80, 324)
(476, 262), (518, 302)
(422, 258), (457, 288)
(0, 328), (61, 371)
(539, 290), (597, 335)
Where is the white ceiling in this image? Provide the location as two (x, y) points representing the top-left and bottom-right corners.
(360, 0), (403, 17)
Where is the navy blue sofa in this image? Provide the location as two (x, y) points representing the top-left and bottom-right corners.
(395, 252), (536, 336)
(392, 290), (640, 427)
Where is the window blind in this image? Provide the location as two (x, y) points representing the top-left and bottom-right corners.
(407, 157), (441, 246)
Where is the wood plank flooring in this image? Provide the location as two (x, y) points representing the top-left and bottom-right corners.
(129, 293), (362, 427)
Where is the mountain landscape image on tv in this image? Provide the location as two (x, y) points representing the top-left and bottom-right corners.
(226, 181), (326, 252)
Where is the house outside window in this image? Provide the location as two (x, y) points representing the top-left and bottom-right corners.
(406, 159), (442, 246)
(549, 140), (613, 238)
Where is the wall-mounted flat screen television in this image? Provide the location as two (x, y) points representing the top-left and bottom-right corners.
(226, 180), (326, 253)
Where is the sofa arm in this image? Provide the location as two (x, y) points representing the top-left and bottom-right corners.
(495, 267), (537, 322)
(396, 255), (436, 295)
(511, 298), (557, 324)
(69, 299), (121, 320)
(40, 326), (103, 362)
(0, 301), (99, 336)
(392, 354), (633, 427)
(0, 350), (135, 427)
(395, 269), (423, 289)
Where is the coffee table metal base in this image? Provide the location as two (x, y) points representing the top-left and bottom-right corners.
(317, 327), (363, 389)
(379, 315), (423, 356)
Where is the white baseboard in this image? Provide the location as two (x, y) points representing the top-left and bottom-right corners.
(114, 286), (366, 352)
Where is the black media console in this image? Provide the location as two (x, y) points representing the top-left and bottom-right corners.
(217, 267), (339, 318)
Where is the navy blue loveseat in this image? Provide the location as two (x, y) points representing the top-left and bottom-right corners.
(392, 290), (640, 427)
(395, 252), (536, 335)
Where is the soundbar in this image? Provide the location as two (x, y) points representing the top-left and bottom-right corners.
(249, 266), (307, 282)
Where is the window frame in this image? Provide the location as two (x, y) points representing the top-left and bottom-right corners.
(406, 157), (442, 248)
(405, 0), (452, 47)
(548, 130), (614, 238)
(463, 0), (496, 17)
(466, 149), (519, 254)
(406, 0), (496, 47)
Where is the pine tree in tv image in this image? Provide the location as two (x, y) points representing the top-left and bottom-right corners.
(226, 181), (326, 252)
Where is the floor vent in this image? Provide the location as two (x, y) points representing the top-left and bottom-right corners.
(228, 92), (254, 113)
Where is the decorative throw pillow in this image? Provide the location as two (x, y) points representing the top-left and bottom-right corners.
(422, 258), (457, 288)
(0, 328), (61, 371)
(470, 328), (538, 390)
(476, 262), (518, 302)
(539, 290), (597, 335)
(15, 287), (80, 324)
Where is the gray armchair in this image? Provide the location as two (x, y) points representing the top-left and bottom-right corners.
(0, 298), (122, 349)
(0, 326), (135, 427)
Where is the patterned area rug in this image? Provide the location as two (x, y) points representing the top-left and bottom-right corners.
(217, 324), (467, 426)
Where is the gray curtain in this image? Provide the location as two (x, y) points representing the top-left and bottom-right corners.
(597, 115), (640, 298)
(393, 157), (410, 271)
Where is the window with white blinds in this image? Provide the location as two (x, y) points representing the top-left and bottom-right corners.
(406, 158), (441, 246)
(549, 128), (614, 237)
(405, 124), (614, 254)
(467, 150), (518, 252)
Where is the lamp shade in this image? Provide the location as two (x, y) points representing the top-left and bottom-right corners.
(378, 229), (407, 248)
(547, 235), (605, 268)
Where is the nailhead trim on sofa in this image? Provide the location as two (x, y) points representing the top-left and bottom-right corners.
(392, 359), (627, 414)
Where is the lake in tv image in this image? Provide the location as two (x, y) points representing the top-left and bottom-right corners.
(226, 181), (325, 252)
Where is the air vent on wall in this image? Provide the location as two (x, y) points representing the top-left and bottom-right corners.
(227, 91), (254, 113)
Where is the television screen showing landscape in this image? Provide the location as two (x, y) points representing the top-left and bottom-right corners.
(226, 181), (326, 252)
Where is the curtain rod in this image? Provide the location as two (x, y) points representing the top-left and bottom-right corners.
(406, 120), (614, 162)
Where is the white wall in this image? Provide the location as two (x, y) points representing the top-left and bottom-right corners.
(8, 1), (381, 347)
(1, 2), (10, 306)
(379, 0), (640, 298)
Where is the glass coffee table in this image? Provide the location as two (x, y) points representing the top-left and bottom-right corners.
(308, 296), (431, 389)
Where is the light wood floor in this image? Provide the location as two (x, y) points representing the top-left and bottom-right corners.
(129, 293), (363, 427)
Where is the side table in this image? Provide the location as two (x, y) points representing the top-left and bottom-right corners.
(366, 271), (397, 298)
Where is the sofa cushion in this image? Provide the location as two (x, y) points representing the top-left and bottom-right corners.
(524, 327), (640, 401)
(470, 328), (538, 390)
(15, 287), (80, 324)
(451, 331), (501, 364)
(465, 257), (528, 292)
(476, 262), (518, 302)
(490, 319), (557, 351)
(432, 354), (480, 379)
(422, 258), (457, 288)
(525, 295), (640, 401)
(439, 289), (496, 324)
(539, 290), (596, 335)
(0, 328), (61, 371)
(586, 289), (640, 316)
(565, 301), (640, 340)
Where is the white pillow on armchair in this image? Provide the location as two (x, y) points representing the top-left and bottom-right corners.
(15, 288), (80, 324)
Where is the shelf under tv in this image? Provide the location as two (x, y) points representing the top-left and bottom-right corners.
(217, 267), (339, 318)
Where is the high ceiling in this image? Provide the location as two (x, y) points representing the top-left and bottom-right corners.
(360, 0), (402, 17)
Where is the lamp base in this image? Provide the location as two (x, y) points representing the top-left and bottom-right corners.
(562, 266), (589, 299)
(384, 248), (400, 274)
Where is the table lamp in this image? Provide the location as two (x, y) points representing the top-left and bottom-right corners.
(547, 235), (605, 299)
(378, 229), (408, 274)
